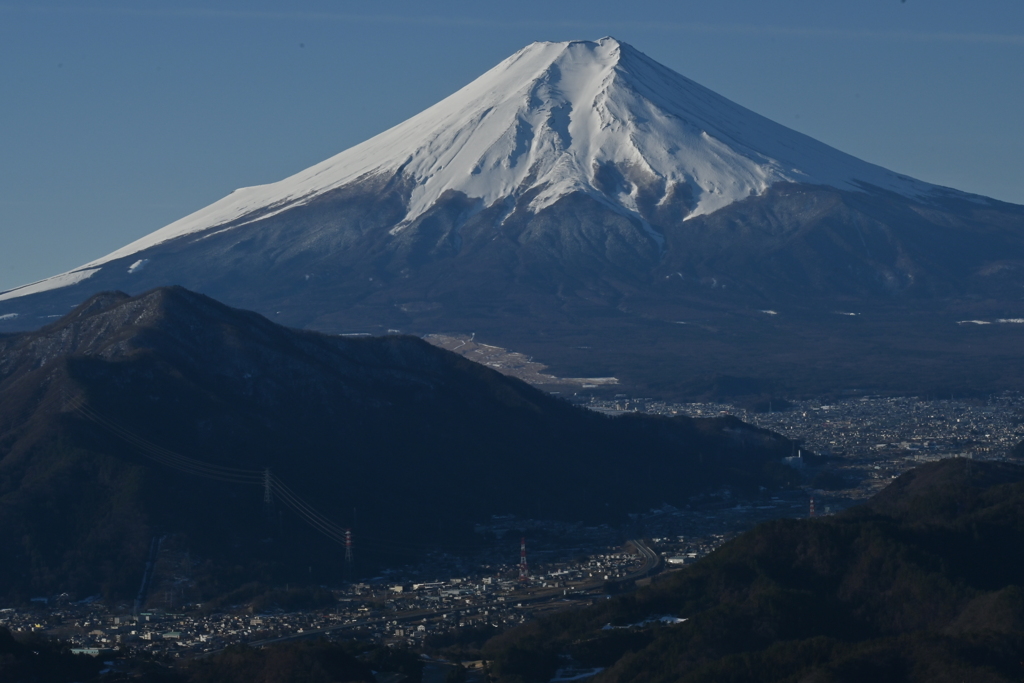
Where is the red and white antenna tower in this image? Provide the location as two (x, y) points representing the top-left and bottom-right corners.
(519, 537), (528, 582)
(345, 529), (353, 565)
(809, 496), (816, 518)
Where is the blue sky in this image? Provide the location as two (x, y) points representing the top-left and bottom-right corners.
(1, 0), (1022, 292)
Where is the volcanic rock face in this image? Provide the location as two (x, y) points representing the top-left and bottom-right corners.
(3, 38), (1023, 396)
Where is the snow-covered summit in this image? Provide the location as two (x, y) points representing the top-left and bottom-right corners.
(84, 38), (939, 265)
(3, 37), (945, 303)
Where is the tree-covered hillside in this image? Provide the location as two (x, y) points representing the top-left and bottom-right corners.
(480, 459), (1024, 683)
(0, 287), (796, 602)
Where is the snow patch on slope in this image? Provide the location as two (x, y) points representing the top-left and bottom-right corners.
(127, 259), (150, 274)
(956, 318), (1024, 325)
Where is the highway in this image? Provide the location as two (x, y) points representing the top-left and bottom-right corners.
(624, 538), (660, 581)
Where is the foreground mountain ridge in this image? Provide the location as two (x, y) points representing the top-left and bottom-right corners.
(0, 286), (795, 600)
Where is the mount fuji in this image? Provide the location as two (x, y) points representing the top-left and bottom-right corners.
(3, 38), (1024, 397)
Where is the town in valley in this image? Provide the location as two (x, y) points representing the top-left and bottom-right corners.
(5, 392), (1022, 664)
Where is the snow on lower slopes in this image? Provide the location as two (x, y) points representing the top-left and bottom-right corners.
(0, 268), (100, 302)
(6, 38), (947, 299)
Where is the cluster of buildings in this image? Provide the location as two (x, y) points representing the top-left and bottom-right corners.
(0, 547), (654, 657)
(587, 392), (1024, 497)
(732, 394), (1024, 461)
(652, 534), (731, 567)
(588, 392), (1024, 463)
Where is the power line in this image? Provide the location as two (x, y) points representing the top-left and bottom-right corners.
(74, 400), (262, 483)
(66, 395), (494, 556)
(68, 397), (356, 548)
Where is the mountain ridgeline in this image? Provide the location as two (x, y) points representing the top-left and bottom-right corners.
(2, 39), (1024, 398)
(479, 458), (1024, 683)
(0, 286), (795, 601)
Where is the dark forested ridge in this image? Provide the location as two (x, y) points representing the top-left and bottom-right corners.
(0, 286), (796, 602)
(480, 458), (1024, 683)
(0, 627), (102, 683)
(0, 626), (411, 683)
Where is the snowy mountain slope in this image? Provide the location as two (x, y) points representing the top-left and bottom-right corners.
(1, 37), (952, 303)
(3, 38), (1024, 399)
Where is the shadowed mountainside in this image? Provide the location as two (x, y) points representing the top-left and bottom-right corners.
(0, 286), (796, 602)
(479, 458), (1024, 683)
